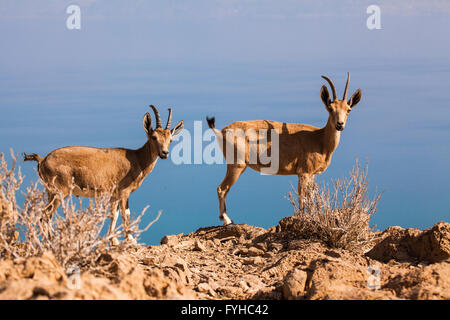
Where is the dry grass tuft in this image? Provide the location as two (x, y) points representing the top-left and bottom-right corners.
(287, 159), (382, 250)
(0, 150), (160, 269)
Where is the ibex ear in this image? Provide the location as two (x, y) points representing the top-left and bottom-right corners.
(143, 112), (152, 135)
(171, 120), (184, 138)
(348, 89), (362, 108)
(320, 85), (331, 110)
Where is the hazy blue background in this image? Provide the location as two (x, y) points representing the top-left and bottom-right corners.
(0, 0), (449, 244)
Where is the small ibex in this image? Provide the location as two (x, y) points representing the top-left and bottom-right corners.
(24, 105), (184, 244)
(207, 73), (362, 225)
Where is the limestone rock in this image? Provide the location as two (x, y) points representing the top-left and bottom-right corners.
(367, 222), (450, 263)
(282, 269), (308, 299)
(160, 233), (183, 246)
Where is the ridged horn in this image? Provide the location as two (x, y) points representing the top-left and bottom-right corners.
(321, 75), (337, 101)
(149, 105), (162, 128)
(166, 108), (172, 129)
(343, 72), (350, 101)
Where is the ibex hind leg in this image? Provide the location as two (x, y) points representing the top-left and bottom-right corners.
(217, 164), (247, 225)
(41, 191), (64, 240)
(43, 192), (61, 220)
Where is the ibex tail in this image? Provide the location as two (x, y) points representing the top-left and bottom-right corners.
(23, 153), (42, 163)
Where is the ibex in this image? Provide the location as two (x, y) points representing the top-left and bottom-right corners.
(207, 73), (362, 225)
(24, 105), (184, 244)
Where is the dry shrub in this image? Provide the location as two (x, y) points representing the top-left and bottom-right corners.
(0, 150), (161, 268)
(0, 151), (21, 245)
(287, 159), (382, 250)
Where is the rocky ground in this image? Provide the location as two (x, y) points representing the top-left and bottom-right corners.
(0, 217), (449, 300)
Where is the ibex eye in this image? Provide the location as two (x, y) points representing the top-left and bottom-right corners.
(151, 136), (157, 140)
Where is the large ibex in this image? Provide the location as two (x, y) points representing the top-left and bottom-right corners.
(24, 105), (184, 244)
(207, 73), (362, 225)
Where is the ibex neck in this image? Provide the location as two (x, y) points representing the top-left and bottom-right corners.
(136, 140), (158, 175)
(322, 117), (341, 155)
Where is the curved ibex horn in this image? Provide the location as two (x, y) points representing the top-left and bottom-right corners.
(166, 108), (172, 129)
(343, 72), (350, 101)
(150, 105), (162, 128)
(321, 75), (337, 101)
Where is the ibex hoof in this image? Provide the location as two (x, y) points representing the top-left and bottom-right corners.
(221, 213), (233, 225)
(126, 234), (137, 245)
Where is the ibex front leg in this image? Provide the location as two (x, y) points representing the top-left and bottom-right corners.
(120, 196), (136, 244)
(108, 200), (120, 246)
(217, 164), (247, 225)
(297, 174), (315, 212)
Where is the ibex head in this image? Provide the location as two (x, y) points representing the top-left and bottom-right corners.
(320, 73), (362, 131)
(143, 105), (184, 159)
